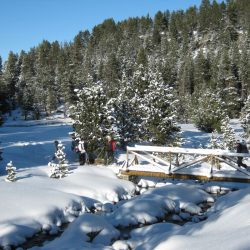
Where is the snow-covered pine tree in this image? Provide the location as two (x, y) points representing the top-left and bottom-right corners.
(17, 51), (36, 120)
(48, 141), (69, 178)
(240, 95), (250, 140)
(239, 39), (250, 100)
(109, 71), (145, 145)
(220, 116), (236, 150)
(48, 162), (60, 179)
(69, 77), (108, 151)
(192, 88), (226, 132)
(143, 67), (180, 145)
(209, 131), (221, 149)
(5, 161), (17, 182)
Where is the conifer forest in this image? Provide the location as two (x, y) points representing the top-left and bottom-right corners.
(0, 0), (250, 150)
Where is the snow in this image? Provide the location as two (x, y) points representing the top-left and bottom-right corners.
(1, 113), (250, 249)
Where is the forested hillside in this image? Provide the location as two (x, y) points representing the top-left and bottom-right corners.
(0, 0), (249, 147)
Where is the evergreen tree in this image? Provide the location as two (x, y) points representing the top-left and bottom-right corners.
(209, 131), (221, 149)
(177, 54), (195, 96)
(2, 52), (20, 112)
(199, 0), (211, 32)
(220, 116), (236, 150)
(239, 41), (250, 100)
(48, 142), (69, 178)
(192, 89), (226, 132)
(136, 48), (148, 67)
(240, 96), (250, 139)
(103, 53), (121, 98)
(5, 161), (17, 182)
(143, 68), (180, 145)
(193, 51), (211, 91)
(110, 72), (145, 145)
(69, 78), (108, 151)
(17, 51), (36, 119)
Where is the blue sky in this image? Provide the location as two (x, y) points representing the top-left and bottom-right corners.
(0, 0), (222, 62)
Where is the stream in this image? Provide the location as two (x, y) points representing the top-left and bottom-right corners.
(14, 183), (233, 250)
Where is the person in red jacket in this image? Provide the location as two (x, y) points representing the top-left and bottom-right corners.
(104, 135), (116, 165)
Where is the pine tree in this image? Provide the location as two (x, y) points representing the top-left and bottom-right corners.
(209, 131), (221, 149)
(2, 52), (20, 112)
(48, 142), (69, 178)
(192, 89), (226, 132)
(199, 0), (211, 32)
(107, 72), (144, 145)
(239, 40), (250, 100)
(17, 51), (36, 119)
(48, 162), (60, 179)
(240, 96), (250, 139)
(5, 161), (17, 182)
(220, 116), (236, 150)
(69, 78), (108, 151)
(143, 68), (180, 145)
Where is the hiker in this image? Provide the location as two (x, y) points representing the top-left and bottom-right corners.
(52, 140), (59, 160)
(78, 138), (87, 165)
(71, 133), (80, 153)
(236, 139), (249, 169)
(104, 135), (116, 165)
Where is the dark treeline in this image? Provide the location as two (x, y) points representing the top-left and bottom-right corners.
(0, 0), (249, 137)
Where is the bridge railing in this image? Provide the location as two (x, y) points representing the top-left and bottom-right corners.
(124, 145), (250, 177)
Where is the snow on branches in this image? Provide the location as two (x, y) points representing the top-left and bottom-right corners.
(48, 141), (69, 178)
(5, 161), (17, 182)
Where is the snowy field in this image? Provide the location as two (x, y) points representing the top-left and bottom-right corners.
(1, 112), (250, 250)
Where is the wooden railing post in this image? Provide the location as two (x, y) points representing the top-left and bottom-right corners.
(169, 152), (172, 171)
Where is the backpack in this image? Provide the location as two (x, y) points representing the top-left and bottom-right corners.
(78, 141), (86, 153)
(74, 146), (80, 153)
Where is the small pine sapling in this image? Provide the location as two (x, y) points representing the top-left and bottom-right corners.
(48, 141), (69, 178)
(209, 131), (221, 149)
(48, 162), (60, 178)
(220, 116), (236, 150)
(5, 161), (17, 182)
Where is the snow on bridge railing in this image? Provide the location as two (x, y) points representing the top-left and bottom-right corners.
(124, 145), (250, 177)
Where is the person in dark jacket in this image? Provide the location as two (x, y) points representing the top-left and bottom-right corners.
(236, 140), (248, 169)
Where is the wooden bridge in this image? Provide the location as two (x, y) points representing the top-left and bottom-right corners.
(120, 145), (250, 183)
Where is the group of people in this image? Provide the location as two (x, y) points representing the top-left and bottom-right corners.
(70, 133), (117, 166)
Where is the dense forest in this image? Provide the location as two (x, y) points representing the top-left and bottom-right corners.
(0, 0), (250, 148)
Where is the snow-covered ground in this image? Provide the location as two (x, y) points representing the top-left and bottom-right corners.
(1, 112), (250, 250)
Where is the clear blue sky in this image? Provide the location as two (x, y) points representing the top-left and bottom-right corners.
(0, 0), (222, 62)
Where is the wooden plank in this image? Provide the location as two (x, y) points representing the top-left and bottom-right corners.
(120, 170), (250, 183)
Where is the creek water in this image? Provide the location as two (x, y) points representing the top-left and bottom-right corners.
(15, 186), (232, 250)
